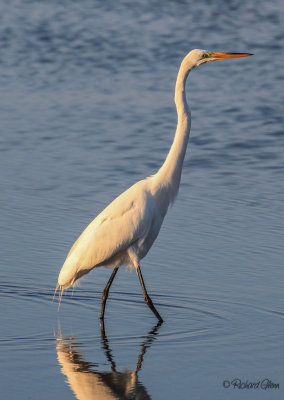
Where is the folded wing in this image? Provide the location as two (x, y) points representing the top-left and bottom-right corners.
(58, 180), (155, 288)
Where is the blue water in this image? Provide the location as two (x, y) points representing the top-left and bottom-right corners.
(1, 1), (284, 399)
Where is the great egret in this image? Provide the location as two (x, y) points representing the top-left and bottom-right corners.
(56, 49), (252, 322)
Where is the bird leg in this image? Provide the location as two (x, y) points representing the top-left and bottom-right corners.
(136, 264), (163, 323)
(100, 267), (119, 321)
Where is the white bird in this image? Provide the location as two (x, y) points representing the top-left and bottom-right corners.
(56, 49), (252, 322)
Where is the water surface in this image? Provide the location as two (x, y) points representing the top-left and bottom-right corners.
(1, 1), (284, 399)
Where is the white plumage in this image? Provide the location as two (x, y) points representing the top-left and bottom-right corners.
(58, 179), (163, 287)
(56, 49), (252, 321)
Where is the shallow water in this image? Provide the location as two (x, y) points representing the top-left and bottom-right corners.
(1, 0), (284, 399)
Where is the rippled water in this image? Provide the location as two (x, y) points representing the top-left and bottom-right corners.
(1, 1), (284, 399)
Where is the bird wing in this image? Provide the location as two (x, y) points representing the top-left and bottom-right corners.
(64, 180), (154, 271)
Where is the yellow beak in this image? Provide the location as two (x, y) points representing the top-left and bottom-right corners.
(211, 52), (253, 59)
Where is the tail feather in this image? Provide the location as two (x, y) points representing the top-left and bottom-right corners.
(58, 286), (64, 310)
(53, 283), (65, 310)
(53, 283), (59, 302)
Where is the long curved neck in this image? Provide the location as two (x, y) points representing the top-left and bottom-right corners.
(151, 57), (193, 216)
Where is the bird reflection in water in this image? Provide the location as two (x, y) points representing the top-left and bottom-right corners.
(56, 322), (162, 400)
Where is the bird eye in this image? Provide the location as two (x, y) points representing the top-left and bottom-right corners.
(202, 53), (212, 59)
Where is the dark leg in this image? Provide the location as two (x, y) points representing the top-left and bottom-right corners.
(100, 267), (119, 320)
(136, 264), (163, 323)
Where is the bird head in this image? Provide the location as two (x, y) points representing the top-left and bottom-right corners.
(186, 49), (253, 67)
